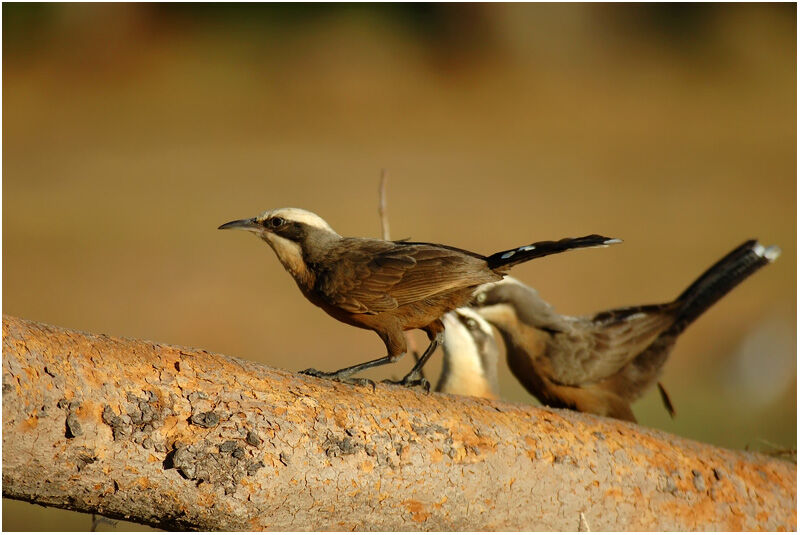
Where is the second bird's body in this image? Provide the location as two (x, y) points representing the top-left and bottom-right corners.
(471, 240), (780, 421)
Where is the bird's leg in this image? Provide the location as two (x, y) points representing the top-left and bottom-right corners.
(383, 333), (443, 391)
(301, 329), (409, 388)
(300, 354), (401, 388)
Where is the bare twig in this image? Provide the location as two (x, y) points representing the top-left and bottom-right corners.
(378, 169), (390, 241)
(755, 439), (798, 463)
(579, 512), (592, 532)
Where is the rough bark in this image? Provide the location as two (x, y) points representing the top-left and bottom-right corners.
(2, 315), (795, 531)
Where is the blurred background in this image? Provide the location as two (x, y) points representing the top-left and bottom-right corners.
(3, 3), (795, 530)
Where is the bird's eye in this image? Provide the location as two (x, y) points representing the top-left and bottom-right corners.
(475, 293), (487, 304)
(466, 319), (479, 331)
(269, 217), (285, 228)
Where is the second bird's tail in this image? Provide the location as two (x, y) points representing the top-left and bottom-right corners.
(668, 239), (780, 336)
(486, 234), (621, 271)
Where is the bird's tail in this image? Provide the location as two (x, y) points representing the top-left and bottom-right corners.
(486, 235), (621, 271)
(668, 239), (780, 336)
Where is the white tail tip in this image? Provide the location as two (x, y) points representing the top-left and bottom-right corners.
(753, 242), (781, 262)
(764, 245), (781, 262)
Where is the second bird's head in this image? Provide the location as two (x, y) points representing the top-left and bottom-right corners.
(219, 208), (341, 276)
(440, 308), (501, 398)
(470, 276), (555, 328)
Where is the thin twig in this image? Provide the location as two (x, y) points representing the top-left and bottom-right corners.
(379, 169), (390, 241)
(755, 438), (797, 463)
(579, 512), (592, 532)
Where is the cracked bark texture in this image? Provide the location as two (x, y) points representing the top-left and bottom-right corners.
(2, 315), (796, 531)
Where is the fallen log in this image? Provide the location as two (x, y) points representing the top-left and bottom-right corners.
(2, 315), (795, 530)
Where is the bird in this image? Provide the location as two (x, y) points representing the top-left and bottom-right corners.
(218, 207), (620, 388)
(436, 308), (501, 399)
(469, 239), (781, 422)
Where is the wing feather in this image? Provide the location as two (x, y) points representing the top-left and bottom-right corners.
(549, 305), (676, 385)
(315, 239), (497, 314)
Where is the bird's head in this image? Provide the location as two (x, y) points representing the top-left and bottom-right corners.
(219, 207), (341, 282)
(470, 276), (556, 329)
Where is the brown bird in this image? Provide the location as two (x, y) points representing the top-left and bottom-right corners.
(470, 239), (780, 421)
(436, 308), (501, 398)
(219, 207), (620, 388)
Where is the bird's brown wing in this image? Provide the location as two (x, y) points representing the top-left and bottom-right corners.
(315, 239), (499, 314)
(548, 304), (677, 386)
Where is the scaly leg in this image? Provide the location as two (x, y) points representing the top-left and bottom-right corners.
(383, 333), (443, 391)
(300, 353), (403, 388)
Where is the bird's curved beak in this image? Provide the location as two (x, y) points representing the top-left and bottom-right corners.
(218, 217), (260, 232)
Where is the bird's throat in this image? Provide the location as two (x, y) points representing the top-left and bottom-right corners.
(264, 234), (314, 291)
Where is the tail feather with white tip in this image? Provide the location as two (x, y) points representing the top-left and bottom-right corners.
(669, 239), (780, 336)
(486, 235), (621, 271)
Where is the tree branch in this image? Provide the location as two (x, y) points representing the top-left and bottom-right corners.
(2, 315), (795, 530)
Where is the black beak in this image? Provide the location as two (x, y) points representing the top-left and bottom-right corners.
(218, 217), (260, 231)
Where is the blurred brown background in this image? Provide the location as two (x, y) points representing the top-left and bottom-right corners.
(3, 3), (796, 530)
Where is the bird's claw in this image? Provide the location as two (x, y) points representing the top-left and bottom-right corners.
(299, 368), (331, 378)
(345, 377), (377, 390)
(383, 373), (431, 392)
(298, 368), (375, 390)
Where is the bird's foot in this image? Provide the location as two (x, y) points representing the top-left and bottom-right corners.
(299, 368), (376, 390)
(382, 371), (431, 392)
(298, 367), (335, 378)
